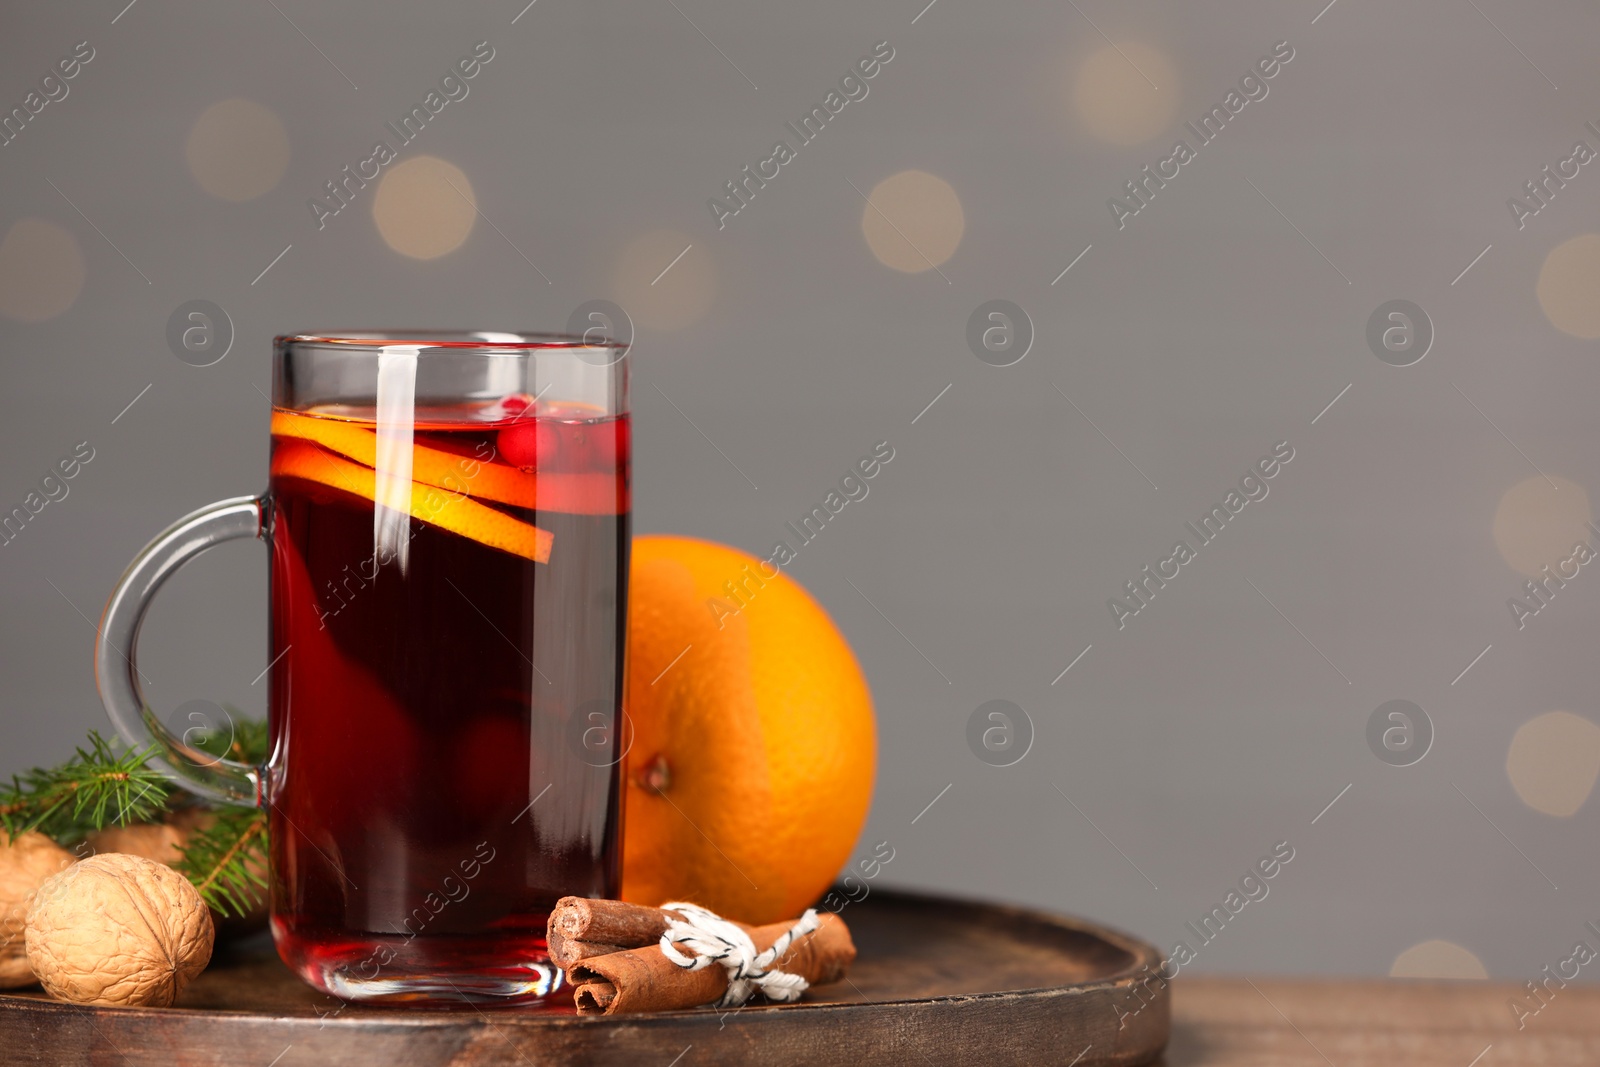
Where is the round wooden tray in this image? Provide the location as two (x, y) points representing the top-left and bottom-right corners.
(0, 889), (1170, 1065)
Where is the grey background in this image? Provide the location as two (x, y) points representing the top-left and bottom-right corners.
(3, 0), (1598, 981)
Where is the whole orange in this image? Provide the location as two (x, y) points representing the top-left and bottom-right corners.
(622, 535), (876, 924)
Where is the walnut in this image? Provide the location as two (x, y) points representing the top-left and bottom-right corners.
(0, 831), (75, 988)
(90, 814), (269, 940)
(26, 852), (214, 1007)
(164, 808), (270, 936)
(83, 823), (187, 866)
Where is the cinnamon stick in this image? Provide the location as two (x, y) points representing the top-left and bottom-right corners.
(547, 897), (688, 968)
(575, 980), (617, 1011)
(567, 912), (856, 1016)
(551, 896), (682, 944)
(547, 927), (630, 969)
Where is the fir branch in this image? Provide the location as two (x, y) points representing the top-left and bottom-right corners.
(175, 807), (268, 918)
(0, 732), (171, 842)
(185, 706), (270, 766)
(4, 720), (271, 916)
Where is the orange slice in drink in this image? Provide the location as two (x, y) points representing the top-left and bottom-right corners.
(270, 439), (553, 563)
(271, 410), (625, 515)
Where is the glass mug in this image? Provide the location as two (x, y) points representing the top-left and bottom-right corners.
(94, 332), (630, 1004)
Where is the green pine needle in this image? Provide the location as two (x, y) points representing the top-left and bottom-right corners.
(3, 718), (271, 918)
(185, 707), (270, 766)
(0, 731), (172, 842)
(174, 806), (269, 918)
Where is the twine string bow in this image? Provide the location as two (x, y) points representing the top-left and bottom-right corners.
(657, 901), (821, 1008)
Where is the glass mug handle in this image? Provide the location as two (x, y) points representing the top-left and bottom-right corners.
(95, 494), (266, 807)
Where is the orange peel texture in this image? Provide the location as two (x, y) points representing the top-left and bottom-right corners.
(271, 410), (626, 516)
(623, 536), (877, 923)
(269, 439), (553, 563)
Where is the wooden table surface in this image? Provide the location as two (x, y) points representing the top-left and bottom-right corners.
(1168, 977), (1600, 1066)
(4, 884), (1595, 1066)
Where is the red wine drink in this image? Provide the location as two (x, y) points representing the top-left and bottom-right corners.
(96, 334), (630, 1004)
(262, 396), (629, 1004)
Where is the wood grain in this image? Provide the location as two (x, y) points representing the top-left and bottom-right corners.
(6, 888), (1592, 1064)
(0, 889), (1171, 1066)
(1168, 976), (1600, 1066)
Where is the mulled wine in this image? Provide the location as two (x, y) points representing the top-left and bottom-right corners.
(264, 398), (630, 1003)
